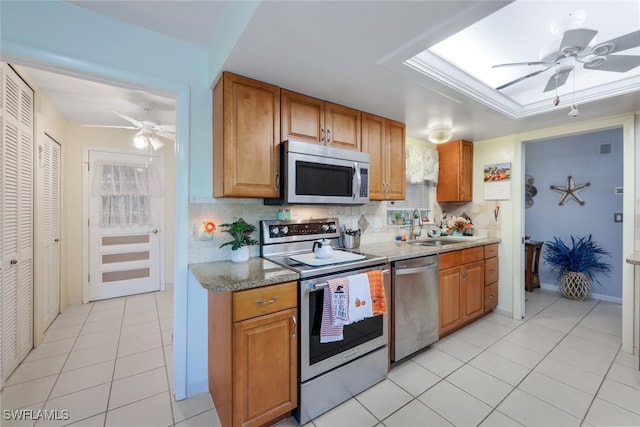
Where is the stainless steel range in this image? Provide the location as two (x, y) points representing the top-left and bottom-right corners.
(261, 218), (389, 425)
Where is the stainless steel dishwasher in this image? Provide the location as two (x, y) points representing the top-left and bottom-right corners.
(391, 255), (439, 361)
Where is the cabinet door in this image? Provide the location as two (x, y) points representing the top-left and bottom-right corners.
(385, 119), (406, 200)
(436, 140), (473, 202)
(439, 267), (462, 336)
(459, 141), (473, 201)
(361, 113), (385, 200)
(214, 73), (280, 198)
(281, 90), (324, 144)
(233, 308), (297, 427)
(462, 261), (484, 321)
(325, 102), (361, 150)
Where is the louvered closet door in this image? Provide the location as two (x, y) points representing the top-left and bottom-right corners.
(42, 135), (61, 330)
(1, 63), (34, 383)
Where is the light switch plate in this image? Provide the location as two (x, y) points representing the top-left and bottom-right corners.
(614, 213), (623, 223)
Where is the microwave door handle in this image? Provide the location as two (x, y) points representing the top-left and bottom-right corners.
(353, 162), (361, 200)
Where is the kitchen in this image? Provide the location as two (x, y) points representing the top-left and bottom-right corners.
(1, 0), (639, 426)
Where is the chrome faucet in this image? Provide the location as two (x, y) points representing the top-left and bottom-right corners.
(410, 209), (422, 240)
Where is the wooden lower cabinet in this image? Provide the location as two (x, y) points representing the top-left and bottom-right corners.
(484, 243), (499, 313)
(439, 246), (496, 337)
(209, 282), (297, 427)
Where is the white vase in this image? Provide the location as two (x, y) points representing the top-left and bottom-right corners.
(230, 246), (250, 263)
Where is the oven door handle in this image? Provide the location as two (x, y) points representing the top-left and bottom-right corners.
(313, 269), (390, 289)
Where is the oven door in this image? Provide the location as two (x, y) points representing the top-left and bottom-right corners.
(300, 266), (389, 382)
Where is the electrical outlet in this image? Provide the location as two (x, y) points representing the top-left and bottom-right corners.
(614, 213), (623, 223)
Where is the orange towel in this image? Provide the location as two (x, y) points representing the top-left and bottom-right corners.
(367, 270), (387, 315)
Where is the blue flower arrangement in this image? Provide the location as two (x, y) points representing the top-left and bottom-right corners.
(543, 235), (611, 287)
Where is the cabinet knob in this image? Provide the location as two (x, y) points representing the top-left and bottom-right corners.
(10, 259), (18, 265)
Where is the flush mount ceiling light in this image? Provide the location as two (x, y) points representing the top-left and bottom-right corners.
(427, 127), (453, 144)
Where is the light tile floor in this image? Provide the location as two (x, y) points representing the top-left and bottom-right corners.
(2, 288), (639, 427)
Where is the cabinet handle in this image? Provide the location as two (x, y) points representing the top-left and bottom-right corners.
(327, 129), (331, 144)
(257, 296), (279, 305)
(275, 172), (280, 190)
(320, 127), (325, 143)
(291, 315), (297, 337)
(10, 259), (18, 265)
(461, 268), (467, 280)
(54, 238), (60, 243)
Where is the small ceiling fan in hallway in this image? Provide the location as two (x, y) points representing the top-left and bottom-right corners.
(88, 107), (175, 150)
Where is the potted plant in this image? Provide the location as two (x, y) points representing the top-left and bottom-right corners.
(543, 234), (611, 300)
(394, 212), (404, 225)
(219, 218), (258, 263)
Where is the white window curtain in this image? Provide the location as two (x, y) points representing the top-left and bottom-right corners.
(406, 144), (439, 184)
(91, 160), (163, 227)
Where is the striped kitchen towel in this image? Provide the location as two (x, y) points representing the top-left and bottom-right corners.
(320, 278), (348, 343)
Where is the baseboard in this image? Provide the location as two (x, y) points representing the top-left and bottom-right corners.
(539, 283), (622, 304)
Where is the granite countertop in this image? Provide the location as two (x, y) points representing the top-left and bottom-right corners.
(358, 237), (501, 262)
(191, 237), (501, 292)
(190, 257), (299, 292)
(626, 252), (640, 265)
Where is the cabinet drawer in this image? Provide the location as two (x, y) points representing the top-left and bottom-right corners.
(484, 282), (498, 311)
(233, 281), (297, 322)
(439, 250), (463, 270)
(484, 244), (498, 259)
(485, 257), (499, 285)
(462, 247), (484, 264)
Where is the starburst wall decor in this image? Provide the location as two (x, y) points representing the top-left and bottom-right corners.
(550, 176), (591, 206)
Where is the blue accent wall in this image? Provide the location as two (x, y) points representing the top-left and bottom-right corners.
(525, 128), (623, 299)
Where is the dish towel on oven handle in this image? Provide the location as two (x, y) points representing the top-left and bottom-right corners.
(347, 273), (373, 323)
(367, 270), (387, 316)
(320, 278), (348, 343)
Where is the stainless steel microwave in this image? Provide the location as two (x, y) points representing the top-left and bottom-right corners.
(265, 140), (370, 205)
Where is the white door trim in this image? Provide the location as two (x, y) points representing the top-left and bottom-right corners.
(82, 146), (166, 303)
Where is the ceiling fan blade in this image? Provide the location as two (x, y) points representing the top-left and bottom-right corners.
(543, 70), (571, 92)
(111, 110), (144, 128)
(560, 28), (598, 51)
(493, 61), (549, 68)
(83, 124), (137, 130)
(584, 54), (640, 72)
(495, 66), (552, 91)
(154, 124), (175, 133)
(595, 30), (640, 54)
(156, 131), (175, 141)
(149, 136), (165, 151)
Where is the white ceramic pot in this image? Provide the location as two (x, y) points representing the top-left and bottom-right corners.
(230, 246), (250, 263)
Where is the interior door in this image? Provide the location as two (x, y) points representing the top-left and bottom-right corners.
(87, 150), (163, 301)
(1, 62), (34, 383)
(42, 134), (61, 330)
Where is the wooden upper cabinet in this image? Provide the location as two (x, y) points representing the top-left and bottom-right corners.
(436, 139), (473, 202)
(281, 89), (361, 150)
(213, 72), (280, 198)
(362, 113), (405, 200)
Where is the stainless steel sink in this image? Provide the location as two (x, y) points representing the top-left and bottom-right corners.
(408, 239), (462, 246)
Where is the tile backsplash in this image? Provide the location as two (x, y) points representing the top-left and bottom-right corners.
(189, 183), (499, 263)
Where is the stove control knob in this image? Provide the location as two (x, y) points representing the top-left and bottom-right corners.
(329, 223), (337, 231)
(270, 226), (280, 236)
(280, 226), (289, 235)
(321, 224), (329, 232)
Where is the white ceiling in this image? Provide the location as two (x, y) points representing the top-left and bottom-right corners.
(16, 0), (640, 143)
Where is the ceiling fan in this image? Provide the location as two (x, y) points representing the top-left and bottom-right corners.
(494, 28), (640, 92)
(89, 108), (175, 150)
